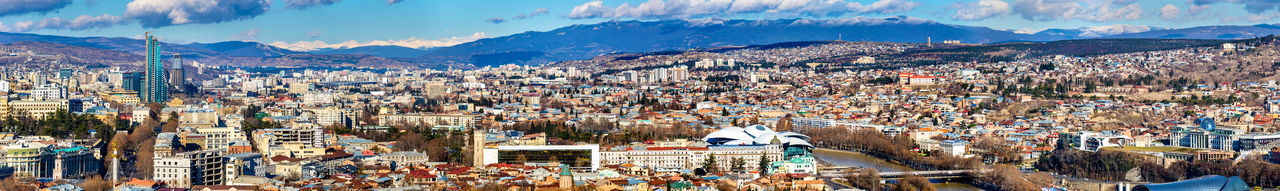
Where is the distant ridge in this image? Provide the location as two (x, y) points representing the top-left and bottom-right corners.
(2, 16), (1279, 68)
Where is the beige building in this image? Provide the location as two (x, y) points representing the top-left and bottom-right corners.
(379, 113), (476, 129)
(0, 96), (69, 119)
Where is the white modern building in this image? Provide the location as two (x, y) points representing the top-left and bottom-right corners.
(939, 140), (968, 157)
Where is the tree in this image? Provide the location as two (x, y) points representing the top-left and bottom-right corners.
(79, 176), (111, 191)
(896, 174), (935, 191)
(730, 157), (745, 173)
(758, 154), (772, 176)
(161, 111), (180, 132)
(134, 138), (155, 179)
(0, 176), (34, 191)
(713, 181), (738, 191)
(776, 115), (794, 132)
(394, 133), (428, 152)
(131, 120), (156, 147)
(845, 168), (881, 190)
(703, 154), (719, 174)
(516, 155), (528, 163)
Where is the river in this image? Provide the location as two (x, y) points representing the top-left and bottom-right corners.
(812, 148), (984, 191)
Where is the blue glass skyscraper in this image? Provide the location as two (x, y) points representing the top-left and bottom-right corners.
(142, 33), (168, 103)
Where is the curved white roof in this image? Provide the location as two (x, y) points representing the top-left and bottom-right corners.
(702, 125), (812, 148)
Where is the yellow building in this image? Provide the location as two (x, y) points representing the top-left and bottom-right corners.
(99, 90), (140, 105)
(0, 96), (69, 119)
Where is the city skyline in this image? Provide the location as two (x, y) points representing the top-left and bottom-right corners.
(2, 1), (1280, 190)
(0, 0), (1279, 51)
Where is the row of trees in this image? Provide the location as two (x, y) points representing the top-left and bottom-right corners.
(1037, 147), (1280, 187)
(3, 108), (119, 140)
(811, 127), (1059, 191)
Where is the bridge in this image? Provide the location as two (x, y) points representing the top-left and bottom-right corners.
(817, 167), (987, 180)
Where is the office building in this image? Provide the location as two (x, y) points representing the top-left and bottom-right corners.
(30, 84), (66, 100)
(142, 33), (168, 103)
(123, 72), (144, 93)
(170, 54), (185, 90)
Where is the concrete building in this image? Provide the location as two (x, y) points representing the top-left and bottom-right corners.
(224, 153), (264, 182)
(30, 84), (66, 100)
(194, 126), (247, 150)
(154, 149), (227, 188)
(154, 156), (193, 187)
(378, 113), (477, 129)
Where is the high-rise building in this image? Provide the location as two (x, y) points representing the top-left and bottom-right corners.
(142, 33), (168, 103)
(122, 72), (144, 93)
(170, 54), (185, 90)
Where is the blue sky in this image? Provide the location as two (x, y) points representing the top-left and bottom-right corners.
(0, 0), (1278, 51)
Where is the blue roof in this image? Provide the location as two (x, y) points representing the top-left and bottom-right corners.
(1135, 175), (1249, 191)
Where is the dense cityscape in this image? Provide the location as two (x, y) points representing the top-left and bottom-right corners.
(0, 32), (1275, 191)
(4, 0), (1280, 191)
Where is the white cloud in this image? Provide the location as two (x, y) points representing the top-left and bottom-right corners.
(567, 0), (920, 19)
(1078, 24), (1152, 37)
(0, 0), (73, 17)
(0, 14), (125, 32)
(268, 32), (488, 51)
(231, 28), (260, 41)
(491, 8), (550, 24)
(1011, 0), (1143, 22)
(950, 0), (1011, 21)
(1187, 4), (1211, 16)
(284, 0), (341, 9)
(513, 8), (550, 20)
(1011, 0), (1084, 21)
(1087, 2), (1142, 22)
(124, 0), (272, 28)
(1246, 12), (1280, 22)
(387, 0), (402, 5)
(1160, 4), (1180, 20)
(1194, 0), (1280, 14)
(305, 29), (323, 38)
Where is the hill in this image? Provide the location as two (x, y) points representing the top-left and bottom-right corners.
(407, 17), (1280, 66)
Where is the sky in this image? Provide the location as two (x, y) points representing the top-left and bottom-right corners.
(0, 0), (1278, 51)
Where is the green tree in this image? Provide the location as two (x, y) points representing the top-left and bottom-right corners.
(730, 157), (745, 173)
(703, 154), (719, 174)
(758, 154), (772, 176)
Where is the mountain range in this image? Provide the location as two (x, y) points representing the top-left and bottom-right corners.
(1, 16), (1277, 68)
